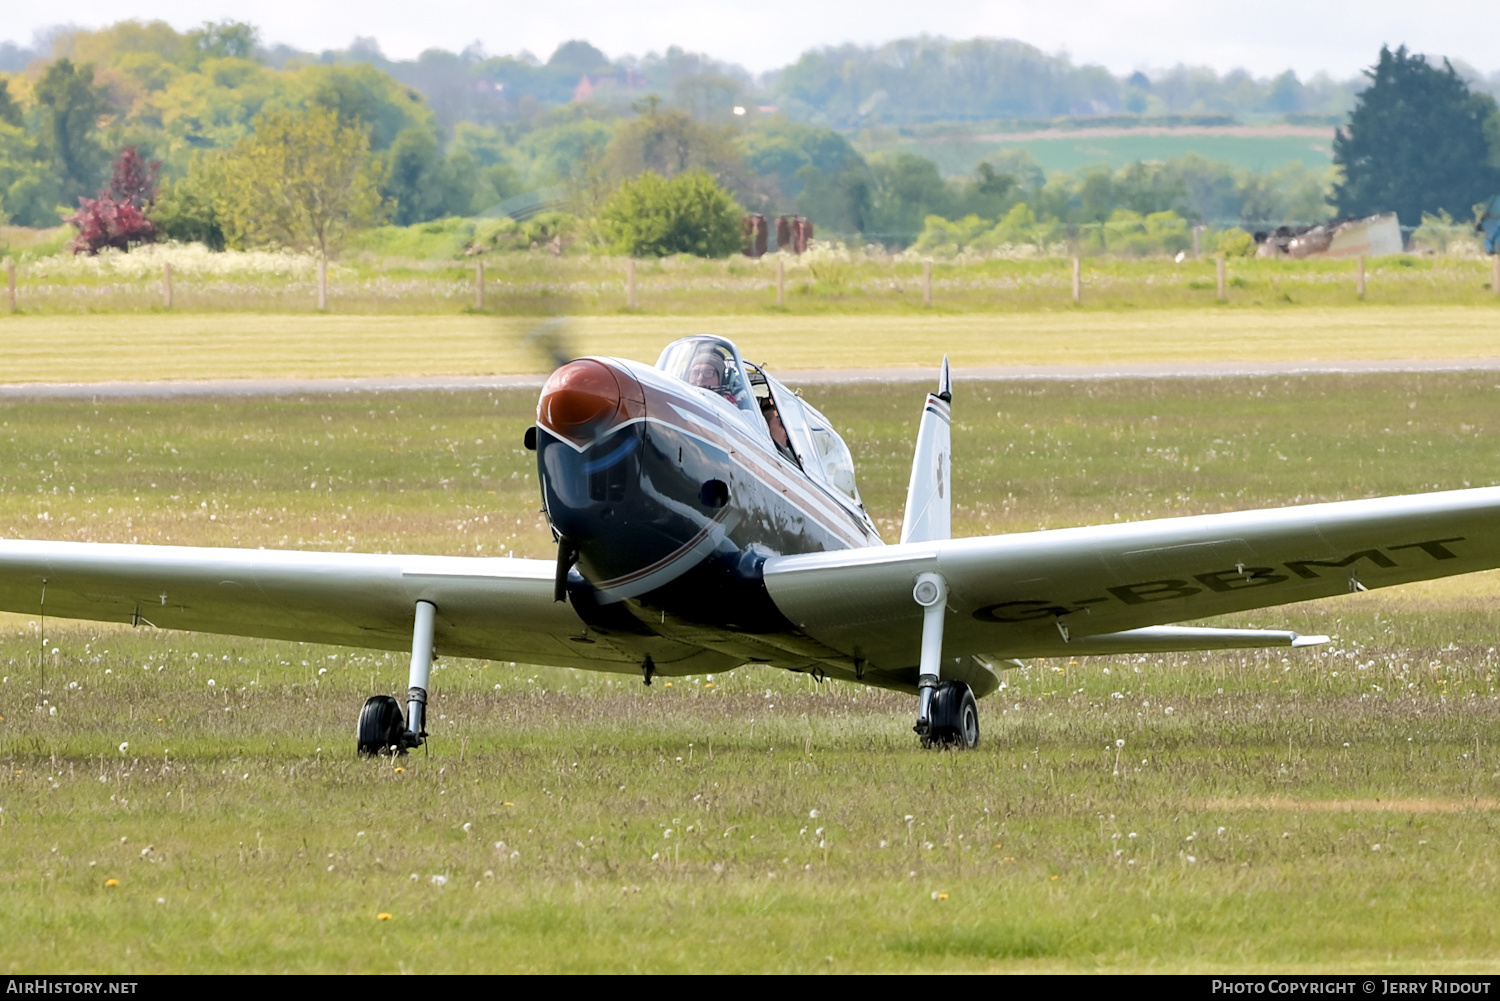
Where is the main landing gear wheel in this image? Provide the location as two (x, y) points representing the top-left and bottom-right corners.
(357, 695), (410, 756)
(921, 680), (979, 750)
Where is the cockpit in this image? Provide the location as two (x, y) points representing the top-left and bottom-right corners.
(656, 335), (864, 508)
(656, 337), (757, 418)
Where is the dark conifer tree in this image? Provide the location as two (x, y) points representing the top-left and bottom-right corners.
(1333, 46), (1500, 227)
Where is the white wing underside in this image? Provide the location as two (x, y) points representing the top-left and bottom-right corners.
(0, 542), (645, 671)
(765, 487), (1500, 690)
(3, 486), (1498, 696)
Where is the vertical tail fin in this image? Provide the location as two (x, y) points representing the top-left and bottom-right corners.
(900, 357), (952, 545)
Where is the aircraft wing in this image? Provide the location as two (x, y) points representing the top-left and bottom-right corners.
(0, 540), (639, 671)
(763, 487), (1500, 674)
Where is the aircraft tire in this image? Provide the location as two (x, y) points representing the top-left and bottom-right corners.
(357, 694), (408, 756)
(923, 681), (980, 750)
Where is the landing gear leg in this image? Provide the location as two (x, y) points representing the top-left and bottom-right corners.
(404, 600), (436, 749)
(908, 573), (979, 749)
(912, 572), (946, 743)
(356, 599), (436, 756)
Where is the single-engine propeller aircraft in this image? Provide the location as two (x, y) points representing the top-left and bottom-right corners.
(4, 334), (1500, 752)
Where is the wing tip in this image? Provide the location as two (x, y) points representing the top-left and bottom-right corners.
(1291, 633), (1332, 647)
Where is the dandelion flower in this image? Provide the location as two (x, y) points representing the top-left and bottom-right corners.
(1049, 875), (1059, 881)
(104, 878), (119, 887)
(394, 767), (405, 774)
(377, 912), (392, 921)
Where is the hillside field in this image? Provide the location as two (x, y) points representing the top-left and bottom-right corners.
(857, 127), (1336, 177)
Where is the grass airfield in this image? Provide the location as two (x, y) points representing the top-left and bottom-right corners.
(1, 304), (1499, 384)
(2, 371), (1500, 971)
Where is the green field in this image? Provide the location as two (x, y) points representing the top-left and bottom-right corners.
(3, 374), (1500, 971)
(860, 130), (1335, 177)
(2, 304), (1500, 384)
(1, 253), (1495, 319)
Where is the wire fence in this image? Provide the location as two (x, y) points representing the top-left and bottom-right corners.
(2, 244), (1496, 316)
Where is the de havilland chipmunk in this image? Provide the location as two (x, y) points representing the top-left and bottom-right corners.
(3, 334), (1500, 752)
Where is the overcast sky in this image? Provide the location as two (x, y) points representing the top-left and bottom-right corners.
(5, 0), (1498, 79)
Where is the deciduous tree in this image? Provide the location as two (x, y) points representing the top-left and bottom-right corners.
(34, 58), (111, 201)
(598, 169), (742, 258)
(67, 146), (161, 253)
(217, 106), (387, 260)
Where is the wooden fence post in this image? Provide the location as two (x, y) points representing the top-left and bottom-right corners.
(923, 260), (933, 307)
(776, 258), (784, 308)
(626, 259), (637, 309)
(162, 262), (173, 309)
(1071, 257), (1081, 303)
(6, 260), (14, 313)
(1216, 256), (1226, 302)
(1357, 255), (1366, 299)
(317, 257), (328, 311)
(475, 261), (485, 310)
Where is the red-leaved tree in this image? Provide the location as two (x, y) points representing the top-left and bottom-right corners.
(69, 147), (161, 254)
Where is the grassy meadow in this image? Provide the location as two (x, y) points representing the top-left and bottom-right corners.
(0, 247), (1497, 317)
(2, 374), (1500, 971)
(3, 305), (1500, 384)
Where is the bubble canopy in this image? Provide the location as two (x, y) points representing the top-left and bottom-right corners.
(655, 336), (758, 419)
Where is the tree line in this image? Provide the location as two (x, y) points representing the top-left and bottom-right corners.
(1, 23), (1496, 260)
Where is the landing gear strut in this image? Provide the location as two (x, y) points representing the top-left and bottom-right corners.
(357, 600), (436, 756)
(910, 571), (980, 750)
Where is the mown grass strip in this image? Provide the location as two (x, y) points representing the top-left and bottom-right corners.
(2, 306), (1500, 384)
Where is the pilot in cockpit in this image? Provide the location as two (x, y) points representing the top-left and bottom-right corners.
(688, 353), (724, 391)
(687, 350), (742, 405)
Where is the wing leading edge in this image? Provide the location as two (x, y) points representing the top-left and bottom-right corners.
(0, 540), (643, 671)
(763, 486), (1500, 678)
